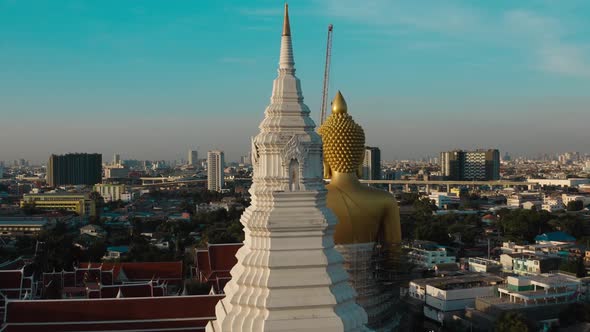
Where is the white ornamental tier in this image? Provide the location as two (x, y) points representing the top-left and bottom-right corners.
(206, 4), (369, 332)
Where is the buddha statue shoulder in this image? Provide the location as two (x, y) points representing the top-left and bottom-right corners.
(319, 91), (401, 246)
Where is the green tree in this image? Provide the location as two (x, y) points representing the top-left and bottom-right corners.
(81, 241), (107, 262)
(413, 197), (436, 223)
(399, 193), (420, 206)
(494, 311), (535, 332)
(567, 200), (584, 212)
(559, 302), (590, 326)
(35, 222), (77, 272)
(415, 222), (451, 245)
(498, 209), (551, 243)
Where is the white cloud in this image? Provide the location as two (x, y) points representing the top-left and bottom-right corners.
(503, 9), (590, 78)
(317, 0), (590, 78)
(537, 44), (590, 77)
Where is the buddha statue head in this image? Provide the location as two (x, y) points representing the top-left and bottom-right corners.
(318, 91), (365, 179)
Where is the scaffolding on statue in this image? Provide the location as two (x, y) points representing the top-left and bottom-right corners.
(336, 241), (416, 332)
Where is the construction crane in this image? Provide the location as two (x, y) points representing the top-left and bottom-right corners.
(319, 24), (333, 125)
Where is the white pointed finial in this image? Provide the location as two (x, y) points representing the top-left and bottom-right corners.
(279, 3), (295, 70)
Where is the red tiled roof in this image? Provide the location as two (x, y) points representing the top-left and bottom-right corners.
(78, 261), (182, 282)
(100, 283), (153, 298)
(0, 271), (23, 289)
(195, 250), (211, 280)
(2, 295), (224, 332)
(63, 272), (75, 287)
(208, 244), (241, 272)
(193, 244), (241, 293)
(0, 258), (26, 271)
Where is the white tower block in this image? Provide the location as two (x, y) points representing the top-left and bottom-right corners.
(206, 4), (369, 332)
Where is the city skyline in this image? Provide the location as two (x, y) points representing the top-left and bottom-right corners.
(1, 0), (590, 162)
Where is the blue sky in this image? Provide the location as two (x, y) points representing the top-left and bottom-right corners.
(1, 0), (589, 163)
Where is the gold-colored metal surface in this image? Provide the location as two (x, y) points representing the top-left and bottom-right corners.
(319, 92), (401, 245)
(282, 4), (291, 36)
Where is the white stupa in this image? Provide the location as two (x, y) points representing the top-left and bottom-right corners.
(206, 4), (369, 332)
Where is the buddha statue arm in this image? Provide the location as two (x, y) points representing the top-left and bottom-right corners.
(382, 199), (402, 247)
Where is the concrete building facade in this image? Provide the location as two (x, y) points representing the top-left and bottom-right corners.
(440, 149), (500, 181)
(188, 150), (198, 166)
(362, 146), (381, 180)
(48, 153), (102, 187)
(93, 184), (131, 202)
(207, 151), (224, 192)
(21, 193), (96, 217)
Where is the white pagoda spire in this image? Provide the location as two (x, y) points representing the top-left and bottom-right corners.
(206, 4), (369, 332)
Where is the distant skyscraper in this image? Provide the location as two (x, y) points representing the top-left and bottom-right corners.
(207, 150), (224, 192)
(113, 153), (121, 166)
(188, 150), (198, 166)
(362, 146), (381, 180)
(48, 153), (102, 187)
(440, 149), (500, 181)
(239, 154), (251, 165)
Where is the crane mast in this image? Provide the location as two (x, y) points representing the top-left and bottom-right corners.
(319, 24), (333, 125)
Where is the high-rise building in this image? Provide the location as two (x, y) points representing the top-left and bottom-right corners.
(440, 149), (500, 181)
(113, 153), (121, 166)
(208, 5), (367, 330)
(362, 146), (381, 180)
(207, 151), (224, 192)
(47, 153), (102, 187)
(188, 150), (198, 166)
(239, 154), (251, 165)
(440, 150), (463, 180)
(103, 165), (129, 179)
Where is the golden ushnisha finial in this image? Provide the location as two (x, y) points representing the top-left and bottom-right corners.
(282, 4), (291, 36)
(331, 90), (347, 114)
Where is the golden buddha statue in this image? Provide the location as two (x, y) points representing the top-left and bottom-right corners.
(319, 91), (401, 246)
(319, 91), (402, 331)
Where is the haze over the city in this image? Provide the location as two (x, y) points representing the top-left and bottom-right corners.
(1, 0), (589, 163)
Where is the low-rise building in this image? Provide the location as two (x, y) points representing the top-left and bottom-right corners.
(535, 231), (576, 246)
(467, 257), (502, 273)
(542, 196), (565, 212)
(562, 194), (590, 207)
(79, 224), (106, 238)
(472, 274), (582, 331)
(104, 246), (129, 260)
(529, 178), (590, 188)
(500, 253), (561, 275)
(21, 193), (96, 217)
(0, 217), (49, 236)
(428, 192), (460, 209)
(93, 184), (132, 203)
(507, 192), (542, 209)
(408, 244), (456, 270)
(409, 274), (504, 323)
